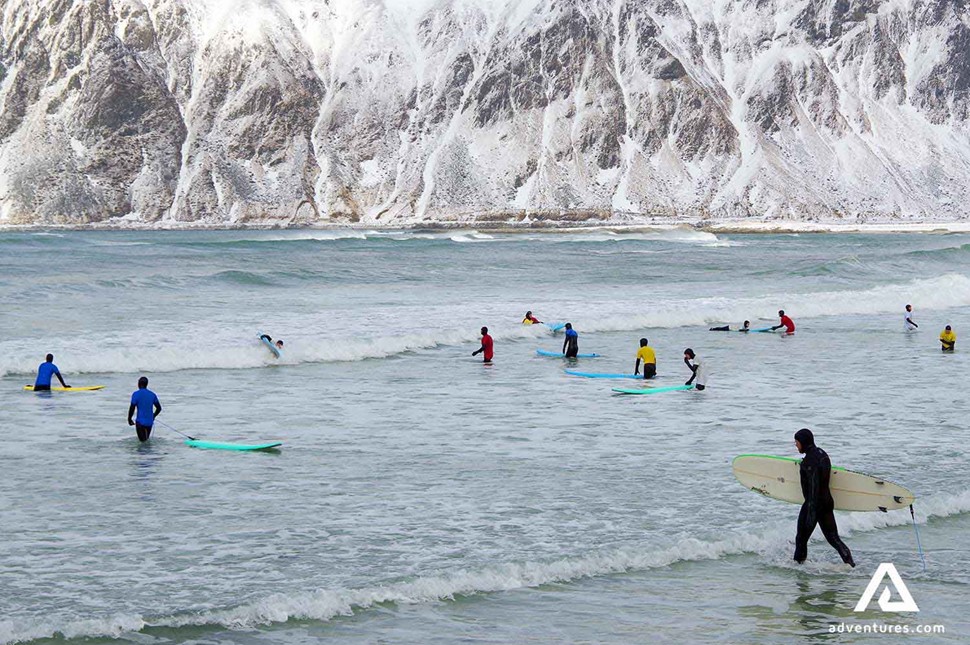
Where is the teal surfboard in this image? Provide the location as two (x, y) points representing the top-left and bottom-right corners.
(565, 370), (639, 379)
(537, 349), (600, 358)
(612, 384), (695, 395)
(544, 322), (566, 332)
(185, 439), (282, 451)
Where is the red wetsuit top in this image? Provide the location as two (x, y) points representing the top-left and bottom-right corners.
(481, 334), (494, 361)
(780, 315), (795, 333)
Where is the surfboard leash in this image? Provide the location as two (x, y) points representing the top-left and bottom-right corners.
(909, 504), (927, 573)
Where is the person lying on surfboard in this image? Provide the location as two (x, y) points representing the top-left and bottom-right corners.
(634, 338), (657, 379)
(709, 320), (751, 332)
(683, 348), (706, 391)
(793, 428), (854, 567)
(522, 311), (543, 325)
(34, 354), (69, 391)
(771, 310), (796, 334)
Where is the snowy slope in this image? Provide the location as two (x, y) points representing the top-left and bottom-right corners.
(0, 0), (968, 226)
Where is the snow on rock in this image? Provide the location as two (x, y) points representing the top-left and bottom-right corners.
(0, 0), (968, 226)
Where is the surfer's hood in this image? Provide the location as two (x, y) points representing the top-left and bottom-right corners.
(794, 428), (815, 448)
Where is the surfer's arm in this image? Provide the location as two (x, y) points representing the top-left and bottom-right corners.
(472, 344), (482, 356)
(634, 358), (641, 375)
(684, 359), (697, 385)
(800, 464), (821, 525)
(127, 403), (136, 426)
(153, 399), (162, 419)
(55, 370), (68, 388)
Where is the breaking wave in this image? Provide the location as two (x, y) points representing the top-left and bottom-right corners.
(3, 489), (967, 644)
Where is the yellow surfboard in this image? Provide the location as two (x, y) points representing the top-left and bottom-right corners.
(24, 385), (105, 392)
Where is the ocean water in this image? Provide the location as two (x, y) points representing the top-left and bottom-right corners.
(1, 228), (969, 644)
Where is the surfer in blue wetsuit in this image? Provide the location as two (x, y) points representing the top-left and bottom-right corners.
(793, 428), (854, 567)
(128, 376), (162, 442)
(562, 323), (579, 358)
(34, 354), (69, 391)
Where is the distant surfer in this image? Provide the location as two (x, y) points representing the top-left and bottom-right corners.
(472, 326), (494, 363)
(33, 354), (69, 391)
(260, 334), (284, 351)
(634, 338), (657, 379)
(522, 311), (543, 325)
(904, 305), (918, 331)
(940, 325), (956, 352)
(683, 348), (706, 390)
(128, 376), (161, 442)
(792, 428), (855, 567)
(562, 323), (579, 358)
(771, 310), (796, 334)
(710, 321), (751, 332)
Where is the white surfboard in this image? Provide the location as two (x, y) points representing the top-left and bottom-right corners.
(732, 454), (915, 512)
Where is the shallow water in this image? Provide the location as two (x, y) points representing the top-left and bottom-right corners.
(1, 229), (968, 644)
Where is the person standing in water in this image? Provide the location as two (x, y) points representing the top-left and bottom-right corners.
(472, 326), (494, 363)
(904, 304), (918, 331)
(522, 311), (542, 325)
(771, 310), (796, 334)
(683, 348), (706, 390)
(634, 338), (657, 379)
(562, 323), (579, 358)
(33, 354), (69, 391)
(128, 376), (162, 442)
(940, 325), (956, 352)
(792, 428), (854, 567)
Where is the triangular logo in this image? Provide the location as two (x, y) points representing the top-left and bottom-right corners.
(854, 563), (919, 613)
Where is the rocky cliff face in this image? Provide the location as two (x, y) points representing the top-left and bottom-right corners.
(1, 0), (968, 226)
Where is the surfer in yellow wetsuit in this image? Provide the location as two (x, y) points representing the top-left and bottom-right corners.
(793, 428), (854, 567)
(940, 325), (956, 352)
(522, 311), (542, 325)
(634, 338), (656, 379)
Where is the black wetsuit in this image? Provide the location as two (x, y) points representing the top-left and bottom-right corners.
(793, 438), (854, 566)
(709, 325), (730, 332)
(643, 363), (657, 379)
(563, 331), (579, 358)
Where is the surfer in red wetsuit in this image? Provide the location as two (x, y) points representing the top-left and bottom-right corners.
(771, 310), (796, 334)
(522, 311), (543, 325)
(472, 326), (494, 363)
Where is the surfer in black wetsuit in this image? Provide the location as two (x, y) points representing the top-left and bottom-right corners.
(562, 323), (579, 358)
(793, 428), (855, 567)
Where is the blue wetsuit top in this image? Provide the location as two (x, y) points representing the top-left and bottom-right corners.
(35, 362), (60, 387)
(130, 389), (160, 426)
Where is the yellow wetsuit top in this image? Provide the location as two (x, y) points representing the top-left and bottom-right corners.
(523, 318), (534, 324)
(636, 346), (656, 364)
(940, 330), (956, 346)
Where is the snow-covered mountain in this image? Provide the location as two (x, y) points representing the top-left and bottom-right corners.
(1, 0), (968, 226)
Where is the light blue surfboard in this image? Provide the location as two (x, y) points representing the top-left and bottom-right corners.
(537, 349), (600, 358)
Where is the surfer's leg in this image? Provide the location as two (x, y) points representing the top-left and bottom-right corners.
(135, 423), (152, 442)
(793, 504), (815, 563)
(819, 511), (854, 567)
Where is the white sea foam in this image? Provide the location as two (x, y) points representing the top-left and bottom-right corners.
(2, 274), (968, 376)
(4, 489), (967, 645)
